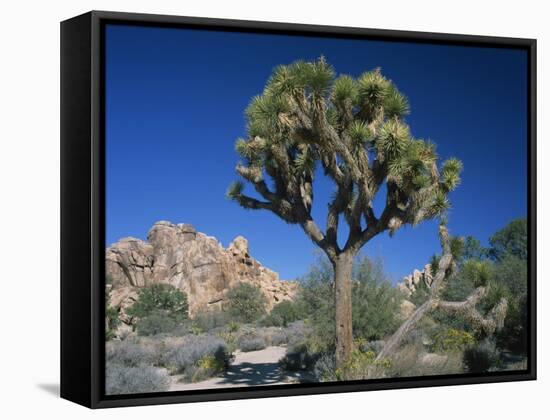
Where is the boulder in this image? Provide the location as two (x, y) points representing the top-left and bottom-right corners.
(396, 264), (435, 297)
(412, 269), (422, 286)
(399, 299), (416, 320)
(106, 221), (298, 318)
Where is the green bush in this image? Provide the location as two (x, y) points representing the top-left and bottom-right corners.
(296, 255), (401, 351)
(224, 283), (267, 323)
(409, 277), (431, 306)
(127, 283), (189, 321)
(489, 218), (527, 261)
(296, 258), (335, 352)
(496, 294), (528, 355)
(432, 328), (475, 353)
(493, 255), (527, 296)
(105, 291), (121, 341)
(352, 257), (403, 341)
(127, 284), (189, 336)
(262, 300), (305, 327)
(135, 311), (179, 336)
(192, 310), (233, 333)
(192, 354), (228, 382)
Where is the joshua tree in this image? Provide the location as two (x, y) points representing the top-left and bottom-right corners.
(227, 57), (462, 367)
(375, 225), (508, 362)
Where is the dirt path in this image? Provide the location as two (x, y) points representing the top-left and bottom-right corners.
(169, 346), (310, 391)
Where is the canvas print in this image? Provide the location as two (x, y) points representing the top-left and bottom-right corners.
(104, 24), (529, 395)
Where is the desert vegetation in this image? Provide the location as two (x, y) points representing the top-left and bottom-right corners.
(105, 279), (310, 394)
(105, 218), (527, 393)
(277, 219), (528, 382)
(104, 57), (528, 394)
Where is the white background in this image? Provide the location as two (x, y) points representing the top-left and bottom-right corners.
(0, 0), (547, 418)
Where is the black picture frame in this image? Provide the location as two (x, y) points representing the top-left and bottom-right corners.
(60, 10), (537, 409)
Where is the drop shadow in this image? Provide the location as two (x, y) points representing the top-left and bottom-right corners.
(37, 383), (60, 397)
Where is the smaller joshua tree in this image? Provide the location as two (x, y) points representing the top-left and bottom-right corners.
(375, 225), (508, 362)
(227, 57), (462, 368)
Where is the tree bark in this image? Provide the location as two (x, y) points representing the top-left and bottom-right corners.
(334, 252), (354, 368)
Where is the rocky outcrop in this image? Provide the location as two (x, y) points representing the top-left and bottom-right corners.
(106, 221), (298, 318)
(398, 299), (416, 321)
(395, 264), (433, 297)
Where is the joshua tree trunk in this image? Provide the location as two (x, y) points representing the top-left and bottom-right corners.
(334, 252), (354, 367)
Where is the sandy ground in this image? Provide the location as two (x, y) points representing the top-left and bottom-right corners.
(169, 346), (311, 391)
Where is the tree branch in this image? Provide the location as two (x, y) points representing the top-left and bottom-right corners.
(436, 292), (508, 335)
(375, 226), (507, 361)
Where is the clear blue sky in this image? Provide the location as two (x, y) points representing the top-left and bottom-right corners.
(105, 24), (527, 283)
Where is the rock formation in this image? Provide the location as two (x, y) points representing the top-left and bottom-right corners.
(395, 264), (433, 297)
(106, 221), (299, 320)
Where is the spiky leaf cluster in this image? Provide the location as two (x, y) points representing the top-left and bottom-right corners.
(229, 57), (462, 257)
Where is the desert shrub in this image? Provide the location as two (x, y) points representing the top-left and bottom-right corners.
(313, 354), (338, 382)
(437, 227), (527, 355)
(280, 341), (319, 371)
(237, 335), (267, 352)
(106, 338), (158, 367)
(262, 300), (305, 327)
(463, 339), (501, 373)
(252, 326), (283, 346)
(105, 300), (121, 341)
(135, 311), (179, 336)
(329, 341), (392, 381)
(409, 278), (431, 306)
(432, 329), (475, 353)
(105, 363), (170, 395)
(284, 321), (309, 345)
(269, 330), (288, 346)
(192, 310), (233, 333)
(385, 342), (424, 378)
(359, 340), (385, 354)
(224, 283), (267, 323)
(126, 284), (189, 336)
(253, 322), (307, 347)
(490, 252), (527, 354)
(192, 354), (228, 382)
(493, 255), (527, 296)
(162, 334), (230, 380)
(296, 259), (335, 351)
(127, 284), (188, 321)
(352, 256), (403, 340)
(215, 322), (241, 352)
(387, 342), (464, 378)
(496, 294), (527, 354)
(297, 255), (401, 351)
